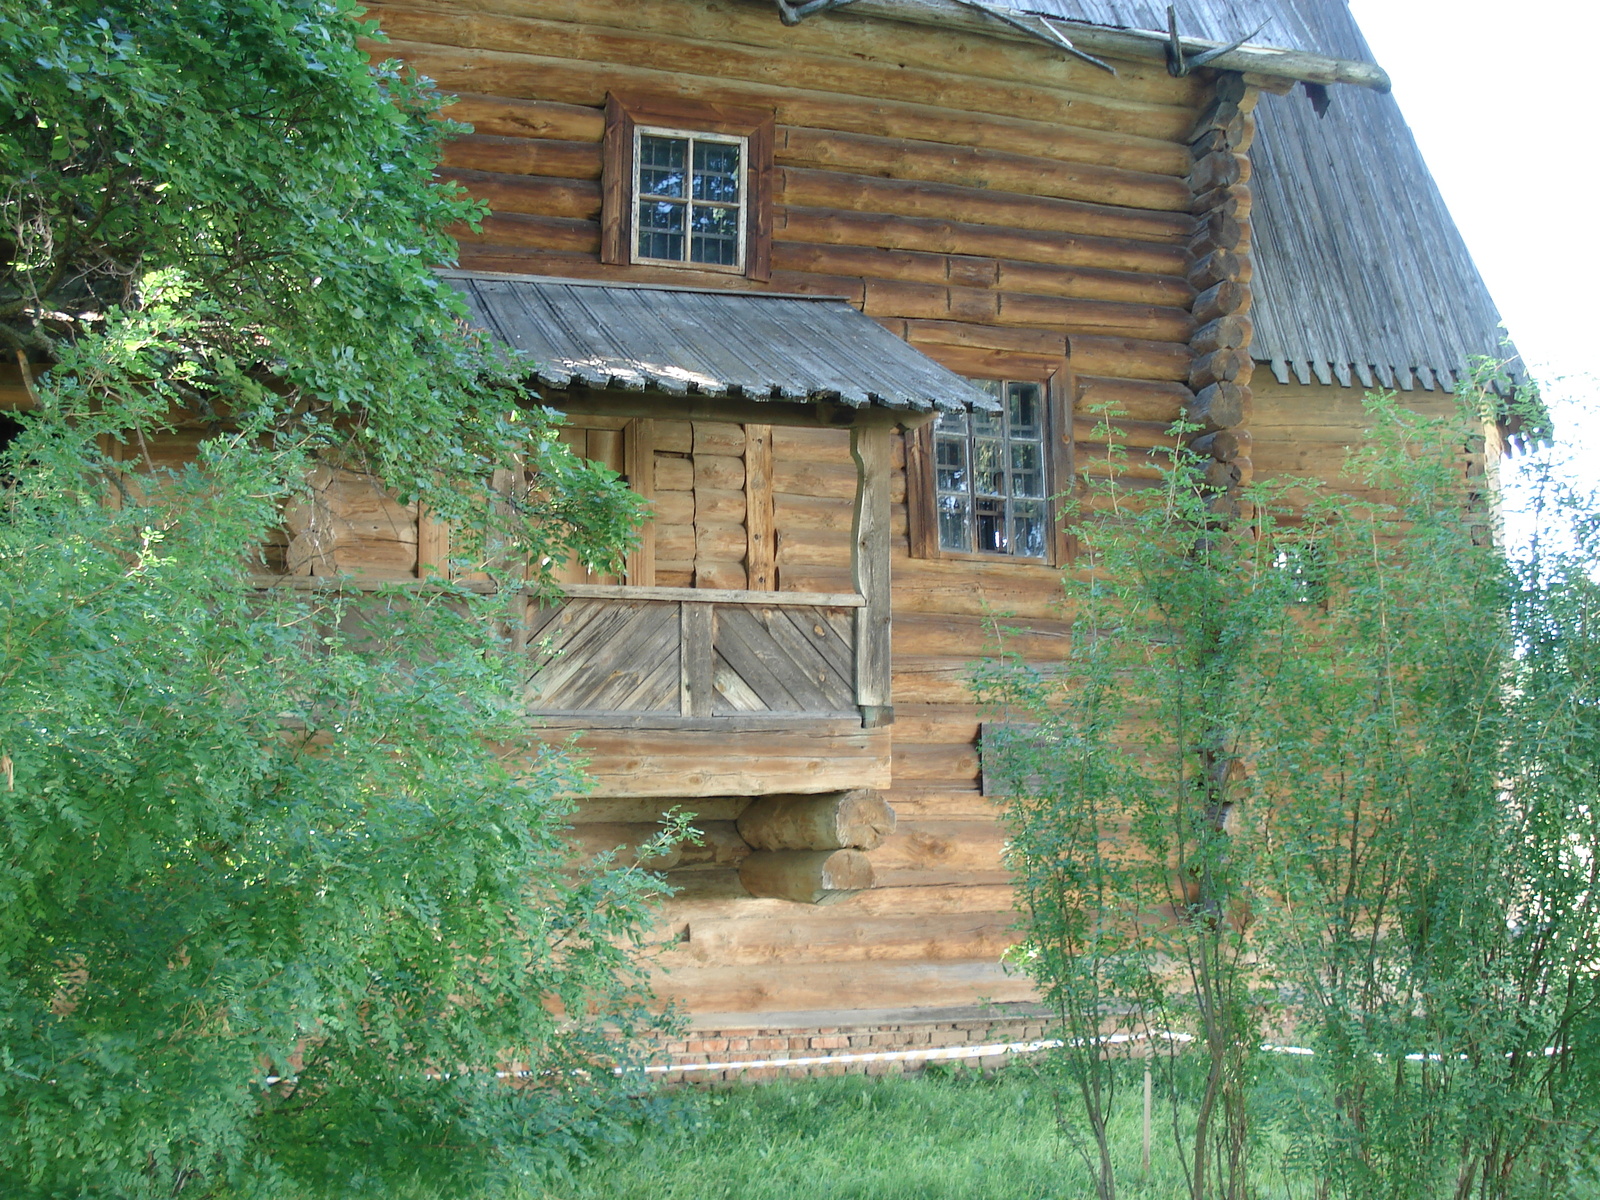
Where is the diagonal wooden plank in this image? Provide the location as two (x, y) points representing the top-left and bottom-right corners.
(527, 600), (666, 700)
(771, 605), (855, 691)
(555, 602), (680, 709)
(712, 648), (769, 714)
(715, 605), (836, 712)
(756, 606), (855, 707)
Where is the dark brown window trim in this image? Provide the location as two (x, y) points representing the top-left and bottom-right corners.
(906, 363), (1075, 566)
(601, 93), (775, 283)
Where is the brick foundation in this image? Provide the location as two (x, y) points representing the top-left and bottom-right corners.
(649, 1005), (1054, 1084)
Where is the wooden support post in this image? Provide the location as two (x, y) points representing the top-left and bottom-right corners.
(417, 504), (450, 578)
(850, 423), (893, 729)
(739, 848), (875, 905)
(736, 789), (896, 852)
(745, 423), (775, 591)
(624, 417), (656, 586)
(679, 600), (714, 717)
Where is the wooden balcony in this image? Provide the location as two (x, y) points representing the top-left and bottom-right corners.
(522, 583), (893, 798)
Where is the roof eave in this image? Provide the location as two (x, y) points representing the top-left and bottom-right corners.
(803, 0), (1391, 92)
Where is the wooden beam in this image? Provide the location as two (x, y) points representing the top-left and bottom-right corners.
(745, 423), (776, 591)
(850, 423), (893, 727)
(680, 600), (714, 718)
(736, 789), (897, 852)
(739, 848), (875, 904)
(624, 418), (656, 586)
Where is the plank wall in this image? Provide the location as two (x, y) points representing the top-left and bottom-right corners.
(362, 0), (1221, 1022)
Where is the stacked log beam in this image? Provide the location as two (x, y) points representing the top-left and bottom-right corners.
(1182, 73), (1258, 507)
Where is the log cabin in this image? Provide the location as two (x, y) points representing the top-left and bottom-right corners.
(1, 0), (1524, 1074)
(366, 0), (1528, 1072)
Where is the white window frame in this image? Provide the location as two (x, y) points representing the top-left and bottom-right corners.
(630, 124), (749, 273)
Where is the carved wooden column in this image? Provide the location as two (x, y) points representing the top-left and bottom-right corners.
(850, 421), (893, 729)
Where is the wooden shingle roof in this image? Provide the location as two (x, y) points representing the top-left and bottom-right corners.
(991, 0), (1521, 392)
(443, 271), (1001, 411)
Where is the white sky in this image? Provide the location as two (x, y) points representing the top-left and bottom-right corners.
(1345, 0), (1600, 514)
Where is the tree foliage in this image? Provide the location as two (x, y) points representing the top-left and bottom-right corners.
(1, 2), (669, 1196)
(986, 384), (1600, 1199)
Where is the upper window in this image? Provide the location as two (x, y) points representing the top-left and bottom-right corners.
(932, 380), (1049, 558)
(633, 128), (748, 270)
(602, 95), (774, 281)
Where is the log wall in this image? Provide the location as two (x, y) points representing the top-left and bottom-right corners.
(359, 0), (1236, 1024)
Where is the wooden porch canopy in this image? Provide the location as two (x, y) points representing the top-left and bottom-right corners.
(440, 270), (1000, 416)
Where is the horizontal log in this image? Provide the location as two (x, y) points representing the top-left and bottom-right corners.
(1190, 280), (1252, 324)
(886, 555), (1068, 620)
(1070, 334), (1192, 381)
(695, 561), (748, 591)
(567, 821), (683, 869)
(653, 958), (1036, 1017)
(1185, 382), (1252, 432)
(779, 168), (1193, 246)
(1190, 315), (1252, 355)
(739, 849), (875, 904)
(859, 280), (1192, 341)
(777, 126), (1192, 213)
(774, 491), (854, 534)
(1187, 210), (1243, 254)
(1073, 375), (1193, 425)
(694, 454), (745, 492)
(1190, 183), (1253, 221)
(437, 168), (600, 220)
(776, 527), (852, 568)
(663, 880), (1016, 923)
(773, 458), (857, 501)
(665, 910), (1019, 966)
(778, 206), (1188, 276)
(896, 318), (1067, 357)
(737, 790), (897, 852)
(892, 742), (980, 785)
(570, 796), (748, 824)
(696, 521), (749, 562)
(1188, 428), (1252, 461)
(1188, 348), (1253, 393)
(521, 723), (892, 796)
(1203, 459), (1242, 490)
(370, 9), (1198, 141)
(1071, 416), (1181, 452)
(439, 134), (601, 178)
(456, 211), (598, 253)
(1073, 444), (1172, 480)
(656, 524), (694, 562)
(1189, 151), (1250, 195)
(872, 820), (1008, 876)
(779, 564), (858, 596)
(651, 490), (693, 528)
(439, 92), (603, 140)
(892, 612), (1070, 660)
(393, 0), (1202, 108)
(693, 422), (747, 456)
(771, 241), (1190, 309)
(771, 425), (854, 462)
(909, 343), (1066, 384)
(654, 455), (693, 492)
(1186, 248), (1243, 293)
(690, 487), (746, 525)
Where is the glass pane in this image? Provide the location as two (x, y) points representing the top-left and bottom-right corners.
(973, 405), (1002, 436)
(1013, 501), (1046, 558)
(937, 494), (972, 552)
(1007, 382), (1041, 436)
(973, 439), (1004, 496)
(637, 199), (685, 261)
(1010, 441), (1043, 497)
(689, 203), (739, 266)
(976, 497), (1006, 553)
(934, 435), (967, 492)
(692, 140), (742, 203)
(638, 135), (687, 198)
(935, 409), (968, 435)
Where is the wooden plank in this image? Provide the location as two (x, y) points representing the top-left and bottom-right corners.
(680, 600), (713, 718)
(438, 92), (603, 139)
(714, 605), (833, 713)
(745, 424), (776, 592)
(415, 504), (449, 578)
(438, 133), (602, 178)
(851, 424), (893, 724)
(558, 583), (864, 607)
(436, 168), (600, 220)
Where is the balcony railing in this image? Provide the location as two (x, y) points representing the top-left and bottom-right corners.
(523, 584), (870, 723)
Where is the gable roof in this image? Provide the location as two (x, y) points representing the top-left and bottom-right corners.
(796, 1), (1519, 396)
(443, 271), (1001, 412)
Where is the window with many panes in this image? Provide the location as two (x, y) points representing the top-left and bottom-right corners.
(632, 127), (748, 270)
(931, 380), (1051, 559)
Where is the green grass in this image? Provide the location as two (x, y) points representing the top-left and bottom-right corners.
(528, 1062), (1298, 1200)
